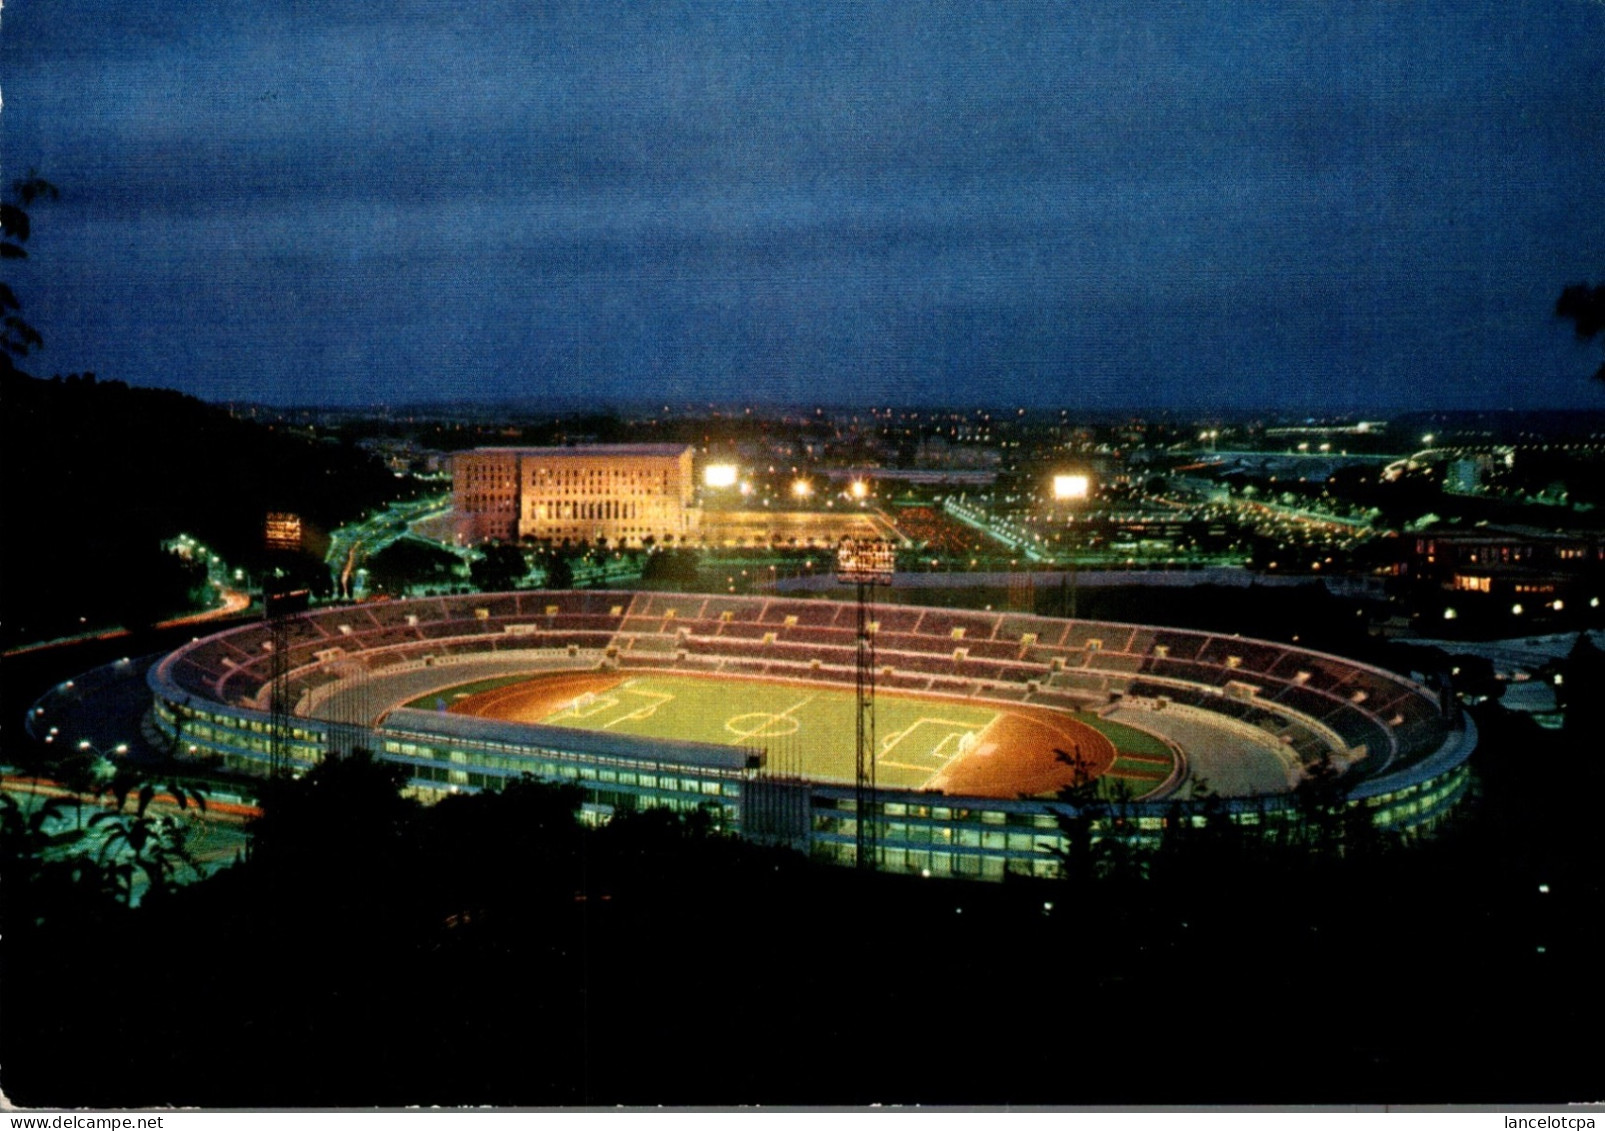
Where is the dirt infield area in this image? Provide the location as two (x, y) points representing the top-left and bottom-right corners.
(926, 708), (1117, 799)
(446, 668), (1125, 800)
(449, 670), (631, 723)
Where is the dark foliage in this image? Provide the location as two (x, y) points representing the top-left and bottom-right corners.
(362, 537), (465, 595)
(1, 372), (422, 645)
(640, 547), (702, 586)
(470, 542), (529, 592)
(3, 699), (1601, 1108)
(0, 175), (59, 374)
(1556, 281), (1605, 383)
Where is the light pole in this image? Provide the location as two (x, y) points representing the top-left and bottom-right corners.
(1053, 472), (1092, 618)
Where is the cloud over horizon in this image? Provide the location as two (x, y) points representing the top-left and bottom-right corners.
(5, 1), (1603, 409)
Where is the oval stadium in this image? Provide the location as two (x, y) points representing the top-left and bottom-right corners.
(148, 590), (1476, 881)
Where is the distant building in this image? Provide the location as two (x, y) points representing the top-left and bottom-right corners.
(452, 444), (698, 546)
(1444, 456), (1492, 496)
(1409, 525), (1604, 611)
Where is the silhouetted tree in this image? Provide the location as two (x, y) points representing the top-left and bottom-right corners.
(471, 542), (528, 591)
(1556, 282), (1605, 383)
(363, 538), (463, 595)
(248, 747), (417, 870)
(1047, 746), (1102, 885)
(0, 174), (59, 378)
(641, 547), (700, 585)
(539, 550), (574, 588)
(53, 750), (108, 831)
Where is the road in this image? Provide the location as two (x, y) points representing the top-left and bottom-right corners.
(324, 493), (454, 597)
(4, 586), (254, 659)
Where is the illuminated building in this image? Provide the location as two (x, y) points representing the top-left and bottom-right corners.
(453, 444), (698, 546)
(1409, 526), (1604, 612)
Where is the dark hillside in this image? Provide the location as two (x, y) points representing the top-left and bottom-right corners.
(1, 372), (421, 645)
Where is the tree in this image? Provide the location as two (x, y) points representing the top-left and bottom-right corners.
(88, 806), (197, 906)
(0, 174), (59, 378)
(54, 750), (110, 831)
(119, 544), (211, 628)
(1556, 282), (1605, 384)
(1046, 746), (1104, 885)
(0, 792), (125, 930)
(471, 542), (528, 592)
(247, 747), (418, 873)
(641, 547), (700, 586)
(539, 550), (574, 589)
(363, 538), (464, 595)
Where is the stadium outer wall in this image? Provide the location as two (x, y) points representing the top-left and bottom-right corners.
(146, 590), (1476, 882)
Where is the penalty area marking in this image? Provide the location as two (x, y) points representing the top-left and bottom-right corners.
(878, 716), (996, 772)
(600, 689), (675, 729)
(562, 694), (621, 719)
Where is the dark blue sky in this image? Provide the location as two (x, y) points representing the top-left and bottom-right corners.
(4, 1), (1603, 409)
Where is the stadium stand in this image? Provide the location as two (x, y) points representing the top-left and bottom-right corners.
(151, 589), (1455, 802)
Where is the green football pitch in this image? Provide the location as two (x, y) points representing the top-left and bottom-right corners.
(544, 674), (999, 790)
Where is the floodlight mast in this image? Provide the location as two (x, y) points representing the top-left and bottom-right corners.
(262, 512), (308, 778)
(266, 609), (290, 777)
(836, 538), (895, 871)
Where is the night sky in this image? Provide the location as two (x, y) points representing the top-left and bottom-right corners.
(4, 1), (1603, 410)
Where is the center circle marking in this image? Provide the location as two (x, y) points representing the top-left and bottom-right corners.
(726, 712), (801, 738)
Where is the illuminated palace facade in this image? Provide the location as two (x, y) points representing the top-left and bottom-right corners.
(453, 444), (698, 547)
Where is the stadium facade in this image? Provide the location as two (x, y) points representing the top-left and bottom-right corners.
(452, 444), (697, 547)
(148, 590), (1475, 881)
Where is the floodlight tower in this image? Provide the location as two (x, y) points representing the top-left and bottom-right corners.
(836, 537), (895, 870)
(1052, 473), (1091, 618)
(263, 512), (307, 777)
(266, 606), (291, 776)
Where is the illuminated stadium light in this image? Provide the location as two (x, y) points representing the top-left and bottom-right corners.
(849, 480), (869, 500)
(1512, 603), (1524, 616)
(792, 479), (813, 499)
(1052, 474), (1090, 501)
(704, 464), (738, 489)
(1443, 607), (1458, 620)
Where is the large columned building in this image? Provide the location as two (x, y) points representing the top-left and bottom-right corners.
(452, 444), (698, 546)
